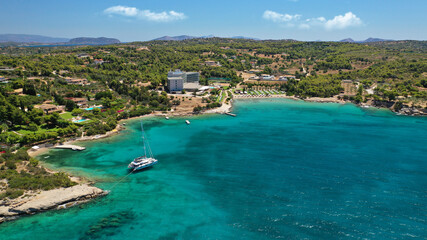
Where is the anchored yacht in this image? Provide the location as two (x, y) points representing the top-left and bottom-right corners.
(128, 122), (158, 171)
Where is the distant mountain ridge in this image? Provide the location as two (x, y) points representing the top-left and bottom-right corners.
(0, 33), (407, 45)
(152, 35), (260, 41)
(0, 34), (120, 45)
(0, 34), (70, 43)
(339, 37), (394, 43)
(153, 35), (197, 41)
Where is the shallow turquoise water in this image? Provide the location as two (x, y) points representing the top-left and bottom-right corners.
(1, 99), (426, 239)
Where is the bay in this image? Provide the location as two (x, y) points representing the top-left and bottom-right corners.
(1, 98), (426, 239)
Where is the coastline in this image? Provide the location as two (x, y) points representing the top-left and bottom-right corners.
(9, 95), (421, 224)
(0, 184), (107, 223)
(232, 94), (426, 116)
(29, 94), (422, 160)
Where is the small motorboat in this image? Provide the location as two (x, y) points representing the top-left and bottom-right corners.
(185, 120), (190, 125)
(165, 116), (170, 120)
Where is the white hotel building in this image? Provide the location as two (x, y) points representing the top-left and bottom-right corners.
(167, 69), (200, 93)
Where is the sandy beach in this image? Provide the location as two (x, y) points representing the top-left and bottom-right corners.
(203, 102), (233, 114)
(304, 96), (346, 103)
(232, 94), (300, 101)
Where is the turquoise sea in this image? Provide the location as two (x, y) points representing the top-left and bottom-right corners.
(1, 99), (426, 239)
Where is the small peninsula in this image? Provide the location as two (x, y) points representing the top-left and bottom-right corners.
(0, 149), (106, 223)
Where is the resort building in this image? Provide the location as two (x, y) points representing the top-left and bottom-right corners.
(167, 69), (201, 93)
(260, 74), (275, 80)
(249, 76), (260, 80)
(34, 104), (65, 114)
(204, 61), (221, 67)
(65, 77), (88, 86)
(94, 59), (104, 64)
(168, 69), (185, 79)
(167, 77), (184, 93)
(185, 72), (200, 83)
(77, 53), (90, 58)
(183, 83), (202, 92)
(65, 97), (88, 106)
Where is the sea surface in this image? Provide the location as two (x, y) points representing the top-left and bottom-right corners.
(1, 99), (426, 240)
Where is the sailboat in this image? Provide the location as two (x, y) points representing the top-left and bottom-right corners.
(128, 122), (158, 171)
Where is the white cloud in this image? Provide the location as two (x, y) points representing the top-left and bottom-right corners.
(104, 5), (186, 22)
(263, 11), (362, 30)
(104, 6), (138, 17)
(263, 10), (301, 23)
(299, 23), (310, 30)
(324, 12), (362, 30)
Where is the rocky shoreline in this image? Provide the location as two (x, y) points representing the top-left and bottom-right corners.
(0, 184), (108, 223)
(232, 94), (427, 116)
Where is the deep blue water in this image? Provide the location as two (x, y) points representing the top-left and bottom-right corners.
(0, 99), (426, 239)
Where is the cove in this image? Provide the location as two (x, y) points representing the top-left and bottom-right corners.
(0, 98), (426, 240)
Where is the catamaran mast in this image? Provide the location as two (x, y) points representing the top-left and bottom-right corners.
(140, 121), (154, 158)
(141, 122), (147, 157)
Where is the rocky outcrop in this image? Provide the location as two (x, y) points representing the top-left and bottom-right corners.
(397, 107), (427, 116)
(0, 184), (107, 223)
(368, 100), (427, 116)
(372, 100), (395, 108)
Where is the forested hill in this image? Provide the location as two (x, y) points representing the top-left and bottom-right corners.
(0, 38), (425, 146)
(0, 35), (120, 46)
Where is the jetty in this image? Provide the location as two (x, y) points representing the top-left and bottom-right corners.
(224, 112), (237, 117)
(54, 145), (86, 151)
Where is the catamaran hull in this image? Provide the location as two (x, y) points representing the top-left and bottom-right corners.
(128, 161), (158, 171)
(129, 122), (158, 172)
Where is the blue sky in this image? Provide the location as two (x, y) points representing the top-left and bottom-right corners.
(0, 0), (426, 42)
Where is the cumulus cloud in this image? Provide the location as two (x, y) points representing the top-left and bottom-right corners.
(104, 5), (186, 22)
(324, 12), (362, 30)
(263, 10), (301, 23)
(263, 11), (362, 30)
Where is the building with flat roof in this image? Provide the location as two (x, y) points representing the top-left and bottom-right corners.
(94, 59), (104, 64)
(204, 61), (221, 67)
(168, 69), (185, 78)
(183, 82), (202, 92)
(260, 74), (275, 80)
(167, 69), (200, 92)
(65, 77), (88, 86)
(65, 97), (88, 106)
(34, 104), (65, 114)
(167, 77), (184, 93)
(185, 72), (200, 83)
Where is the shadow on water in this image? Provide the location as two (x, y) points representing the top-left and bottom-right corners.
(79, 210), (136, 240)
(128, 165), (155, 174)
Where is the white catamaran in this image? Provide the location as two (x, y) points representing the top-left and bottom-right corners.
(128, 122), (158, 171)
